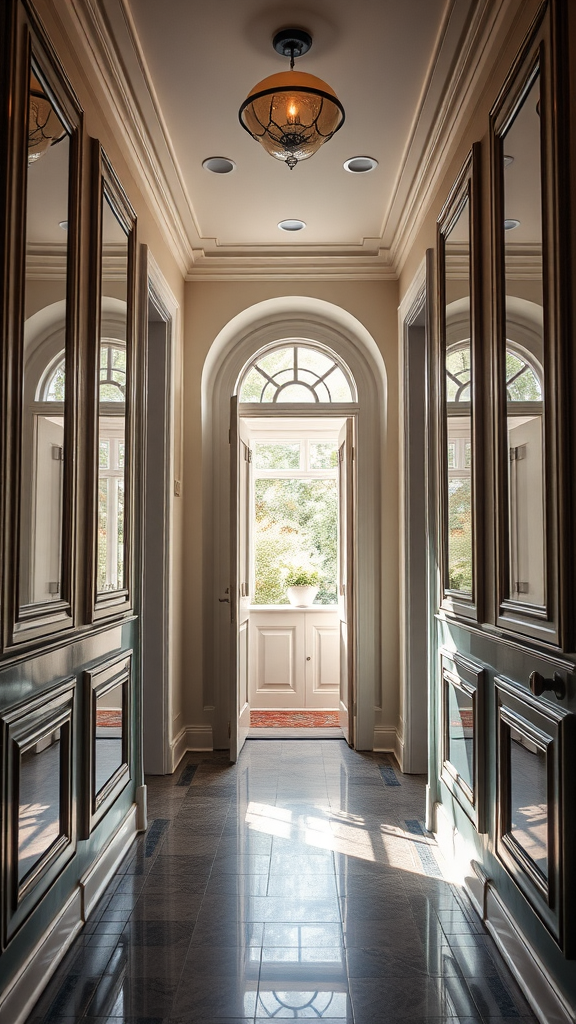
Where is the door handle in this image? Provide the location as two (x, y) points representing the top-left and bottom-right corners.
(219, 587), (230, 604)
(529, 670), (566, 700)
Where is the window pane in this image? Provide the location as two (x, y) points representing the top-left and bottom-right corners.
(254, 478), (337, 605)
(509, 730), (548, 878)
(309, 442), (338, 469)
(323, 367), (353, 401)
(258, 348), (293, 376)
(447, 681), (473, 792)
(254, 442), (301, 470)
(97, 478), (108, 591)
(240, 366), (265, 402)
(448, 473), (472, 592)
(46, 361), (66, 401)
(99, 440), (109, 469)
(19, 735), (62, 881)
(95, 682), (124, 795)
(297, 347), (333, 376)
(276, 384), (316, 402)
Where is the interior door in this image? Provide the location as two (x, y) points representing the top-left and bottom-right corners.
(338, 417), (355, 745)
(229, 397), (251, 762)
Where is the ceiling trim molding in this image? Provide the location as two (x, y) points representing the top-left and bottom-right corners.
(391, 0), (524, 272)
(49, 0), (195, 276)
(186, 252), (397, 283)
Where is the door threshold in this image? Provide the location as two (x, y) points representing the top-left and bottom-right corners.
(248, 727), (344, 739)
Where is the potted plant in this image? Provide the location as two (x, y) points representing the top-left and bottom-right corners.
(285, 567), (322, 607)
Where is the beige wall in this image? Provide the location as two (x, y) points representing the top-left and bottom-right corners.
(182, 280), (400, 737)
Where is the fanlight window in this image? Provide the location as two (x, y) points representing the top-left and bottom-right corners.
(446, 342), (542, 402)
(41, 342), (126, 402)
(239, 344), (355, 403)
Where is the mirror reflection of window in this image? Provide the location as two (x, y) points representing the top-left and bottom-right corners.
(97, 196), (128, 594)
(18, 732), (62, 882)
(95, 681), (124, 796)
(444, 194), (473, 595)
(509, 727), (548, 879)
(19, 64), (70, 608)
(502, 71), (545, 606)
(447, 678), (474, 795)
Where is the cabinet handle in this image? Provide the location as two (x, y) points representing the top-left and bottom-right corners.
(306, 656), (311, 661)
(529, 670), (566, 701)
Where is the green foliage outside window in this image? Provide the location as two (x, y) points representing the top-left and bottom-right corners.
(448, 477), (472, 592)
(254, 478), (337, 605)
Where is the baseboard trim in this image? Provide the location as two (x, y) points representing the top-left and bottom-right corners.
(171, 725), (214, 770)
(80, 804), (137, 918)
(434, 801), (575, 1024)
(0, 889), (83, 1024)
(373, 726), (396, 753)
(484, 884), (574, 1024)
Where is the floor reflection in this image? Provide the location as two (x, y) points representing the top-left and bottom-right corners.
(26, 741), (537, 1024)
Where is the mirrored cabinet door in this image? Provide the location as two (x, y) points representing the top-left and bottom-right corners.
(492, 22), (563, 645)
(437, 146), (481, 621)
(7, 30), (82, 644)
(91, 148), (135, 617)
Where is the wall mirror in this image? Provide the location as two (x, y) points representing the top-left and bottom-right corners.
(85, 652), (131, 833)
(11, 45), (81, 640)
(495, 675), (575, 954)
(437, 147), (481, 621)
(500, 69), (546, 611)
(2, 681), (75, 941)
(92, 148), (135, 616)
(441, 652), (485, 832)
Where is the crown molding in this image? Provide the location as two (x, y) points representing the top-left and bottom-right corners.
(48, 0), (195, 276)
(45, 0), (532, 283)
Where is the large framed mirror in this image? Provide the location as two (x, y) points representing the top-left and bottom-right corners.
(90, 146), (136, 618)
(5, 11), (82, 645)
(437, 146), (482, 621)
(491, 13), (563, 645)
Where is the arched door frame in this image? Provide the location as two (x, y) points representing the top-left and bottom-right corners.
(202, 297), (389, 751)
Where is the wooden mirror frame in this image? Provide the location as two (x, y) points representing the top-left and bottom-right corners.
(436, 145), (483, 622)
(490, 2), (569, 648)
(87, 143), (136, 621)
(1, 2), (82, 649)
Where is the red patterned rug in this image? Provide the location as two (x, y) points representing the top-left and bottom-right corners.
(96, 710), (122, 727)
(250, 711), (340, 728)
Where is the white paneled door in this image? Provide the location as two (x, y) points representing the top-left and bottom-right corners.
(229, 397), (251, 761)
(249, 610), (339, 709)
(338, 418), (356, 745)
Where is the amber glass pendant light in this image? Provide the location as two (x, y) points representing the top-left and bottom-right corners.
(239, 29), (345, 170)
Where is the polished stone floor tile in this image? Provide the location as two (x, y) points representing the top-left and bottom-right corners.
(25, 745), (538, 1024)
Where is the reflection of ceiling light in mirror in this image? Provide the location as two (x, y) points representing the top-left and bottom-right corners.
(343, 156), (378, 173)
(504, 219), (520, 230)
(58, 220), (68, 230)
(503, 155), (514, 167)
(278, 219), (306, 231)
(202, 156), (236, 173)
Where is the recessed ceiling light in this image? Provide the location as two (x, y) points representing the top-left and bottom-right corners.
(503, 154), (514, 167)
(58, 220), (68, 230)
(343, 156), (378, 173)
(202, 157), (236, 174)
(504, 219), (520, 230)
(278, 219), (306, 231)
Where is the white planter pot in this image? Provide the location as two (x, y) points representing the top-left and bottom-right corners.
(287, 585), (319, 607)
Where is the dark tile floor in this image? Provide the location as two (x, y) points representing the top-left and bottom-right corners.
(26, 740), (538, 1023)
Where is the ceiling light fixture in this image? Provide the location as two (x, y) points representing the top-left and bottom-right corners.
(28, 75), (66, 164)
(504, 219), (520, 230)
(239, 29), (344, 170)
(202, 156), (236, 174)
(278, 219), (306, 231)
(343, 156), (378, 174)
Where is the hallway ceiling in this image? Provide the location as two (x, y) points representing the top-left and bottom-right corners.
(97, 0), (479, 278)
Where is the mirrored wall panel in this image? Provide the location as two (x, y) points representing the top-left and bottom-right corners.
(441, 653), (485, 832)
(97, 192), (128, 595)
(509, 727), (548, 879)
(501, 70), (545, 608)
(18, 729), (62, 882)
(95, 679), (124, 796)
(438, 147), (480, 618)
(19, 62), (70, 611)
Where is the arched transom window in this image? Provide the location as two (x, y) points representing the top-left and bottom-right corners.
(40, 341), (126, 403)
(239, 344), (355, 403)
(446, 341), (542, 403)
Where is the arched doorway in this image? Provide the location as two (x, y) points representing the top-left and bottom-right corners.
(201, 297), (389, 755)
